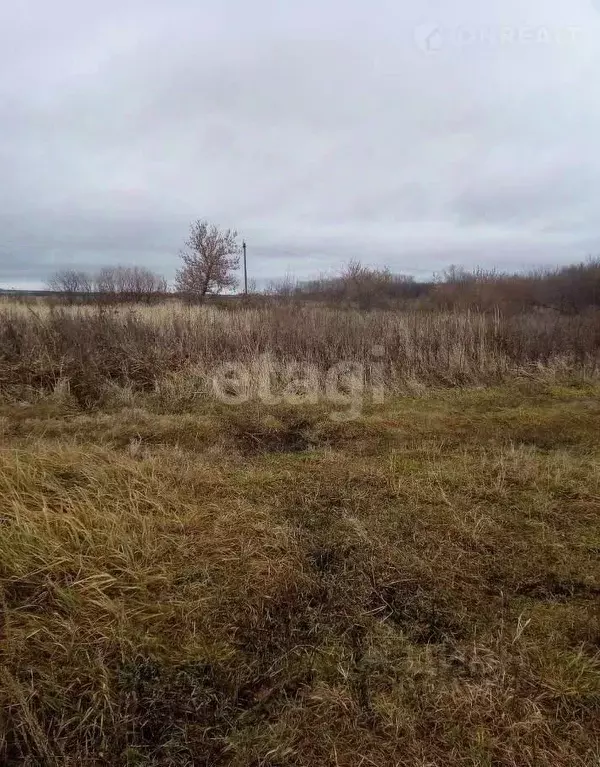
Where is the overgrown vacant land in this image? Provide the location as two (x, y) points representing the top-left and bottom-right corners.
(1, 302), (600, 765)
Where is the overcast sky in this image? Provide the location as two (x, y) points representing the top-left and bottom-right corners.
(1, 0), (600, 288)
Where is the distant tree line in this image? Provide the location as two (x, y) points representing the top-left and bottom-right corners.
(429, 259), (600, 314)
(46, 255), (600, 315)
(266, 259), (425, 310)
(266, 257), (600, 314)
(43, 218), (600, 315)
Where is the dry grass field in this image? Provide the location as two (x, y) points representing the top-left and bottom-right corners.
(1, 301), (599, 765)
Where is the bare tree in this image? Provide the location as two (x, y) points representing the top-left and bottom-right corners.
(94, 266), (118, 295)
(175, 220), (240, 302)
(46, 270), (92, 303)
(127, 266), (168, 303)
(94, 266), (168, 303)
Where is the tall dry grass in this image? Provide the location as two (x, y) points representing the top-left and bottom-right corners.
(1, 301), (599, 407)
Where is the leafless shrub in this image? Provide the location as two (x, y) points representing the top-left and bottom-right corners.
(94, 266), (168, 304)
(46, 266), (168, 305)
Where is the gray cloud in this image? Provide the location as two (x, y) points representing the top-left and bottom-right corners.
(1, 0), (600, 288)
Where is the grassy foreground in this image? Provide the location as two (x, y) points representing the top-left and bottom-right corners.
(1, 383), (599, 766)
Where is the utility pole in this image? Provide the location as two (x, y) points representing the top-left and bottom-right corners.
(242, 240), (248, 295)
